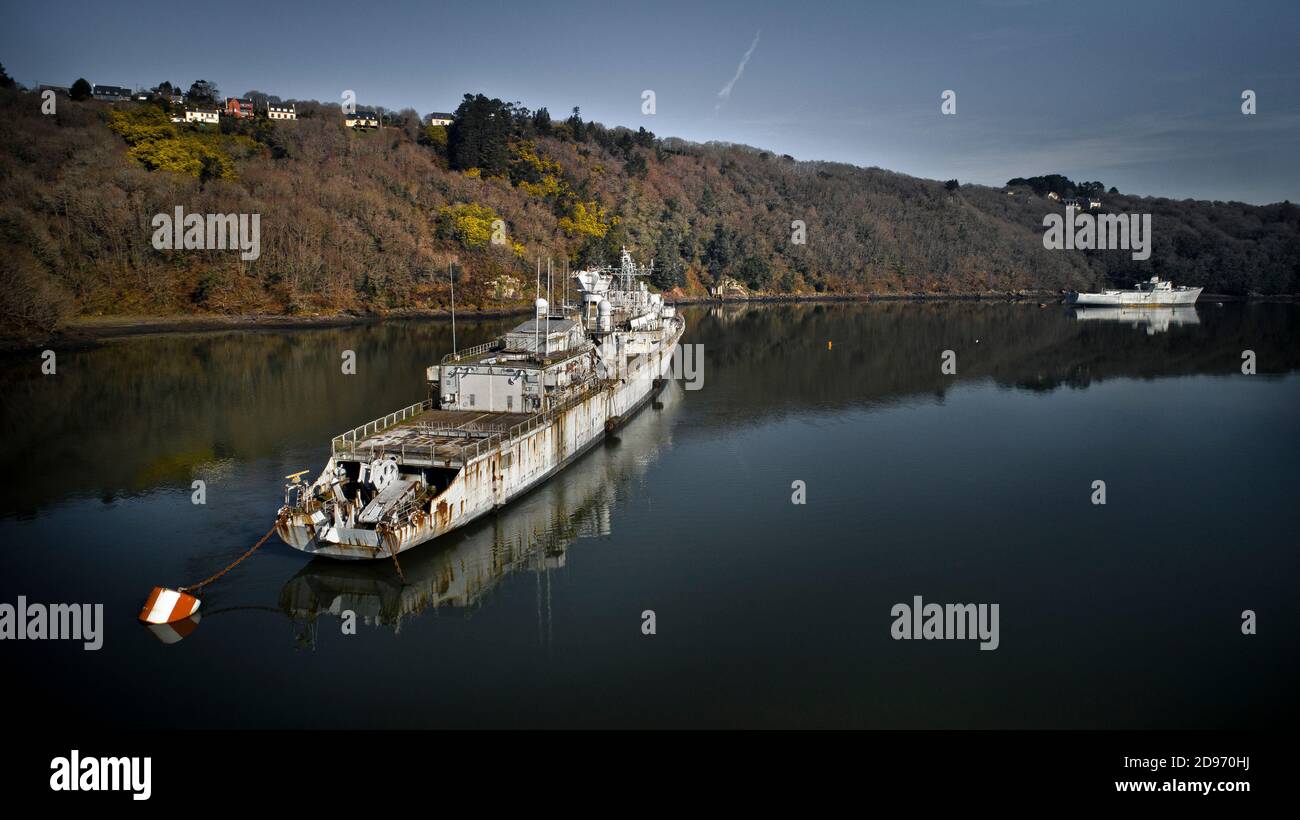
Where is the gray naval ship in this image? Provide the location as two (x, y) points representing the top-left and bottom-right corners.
(276, 249), (684, 561)
(279, 377), (682, 633)
(1066, 276), (1202, 306)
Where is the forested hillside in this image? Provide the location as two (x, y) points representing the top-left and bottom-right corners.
(2, 85), (1297, 340)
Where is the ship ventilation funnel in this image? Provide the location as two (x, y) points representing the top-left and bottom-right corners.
(535, 298), (548, 319)
(597, 298), (613, 332)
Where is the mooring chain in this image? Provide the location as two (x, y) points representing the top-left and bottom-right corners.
(387, 542), (406, 583)
(178, 525), (278, 593)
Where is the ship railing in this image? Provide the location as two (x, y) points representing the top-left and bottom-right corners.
(332, 441), (455, 467)
(458, 432), (504, 464)
(413, 426), (480, 438)
(335, 340), (637, 466)
(331, 400), (432, 455)
(314, 497), (336, 521)
(440, 339), (502, 364)
(456, 375), (605, 464)
(285, 480), (313, 509)
(384, 495), (428, 525)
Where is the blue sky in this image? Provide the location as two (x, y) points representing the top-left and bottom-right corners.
(4, 0), (1298, 203)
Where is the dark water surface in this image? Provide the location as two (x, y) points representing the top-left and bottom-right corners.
(2, 302), (1297, 729)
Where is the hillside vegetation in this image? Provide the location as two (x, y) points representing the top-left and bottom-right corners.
(1, 87), (1297, 340)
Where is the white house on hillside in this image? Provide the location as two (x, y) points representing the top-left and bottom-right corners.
(425, 111), (454, 127)
(268, 103), (296, 120)
(185, 108), (219, 124)
(92, 84), (132, 101)
(346, 110), (379, 128)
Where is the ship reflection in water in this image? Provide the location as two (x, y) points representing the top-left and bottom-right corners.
(1070, 305), (1201, 335)
(279, 379), (682, 638)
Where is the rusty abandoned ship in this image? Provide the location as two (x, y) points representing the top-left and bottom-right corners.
(276, 249), (684, 560)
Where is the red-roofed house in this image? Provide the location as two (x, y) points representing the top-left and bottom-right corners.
(225, 97), (254, 119)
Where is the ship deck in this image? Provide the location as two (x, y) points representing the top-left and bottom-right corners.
(334, 408), (534, 468)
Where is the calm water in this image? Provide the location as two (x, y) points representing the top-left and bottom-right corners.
(2, 302), (1298, 729)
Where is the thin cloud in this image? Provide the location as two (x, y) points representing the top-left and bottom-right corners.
(717, 30), (761, 111)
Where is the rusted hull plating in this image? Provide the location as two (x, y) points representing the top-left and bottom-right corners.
(277, 322), (682, 560)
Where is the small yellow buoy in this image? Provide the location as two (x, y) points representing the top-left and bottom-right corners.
(138, 587), (201, 625)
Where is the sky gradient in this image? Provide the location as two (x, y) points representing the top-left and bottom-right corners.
(4, 0), (1298, 203)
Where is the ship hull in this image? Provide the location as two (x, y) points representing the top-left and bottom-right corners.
(277, 318), (684, 560)
(1067, 287), (1202, 306)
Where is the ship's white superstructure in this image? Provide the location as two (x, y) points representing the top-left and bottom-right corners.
(276, 249), (684, 560)
(1067, 277), (1202, 306)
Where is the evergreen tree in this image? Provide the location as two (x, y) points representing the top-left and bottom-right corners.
(625, 151), (648, 179)
(532, 107), (551, 135)
(448, 93), (512, 175)
(187, 79), (219, 104)
(566, 106), (586, 142)
(739, 255), (773, 289)
(651, 229), (686, 290)
(704, 224), (738, 285)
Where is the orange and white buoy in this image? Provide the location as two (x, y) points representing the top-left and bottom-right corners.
(138, 524), (278, 637)
(144, 612), (202, 644)
(138, 587), (201, 625)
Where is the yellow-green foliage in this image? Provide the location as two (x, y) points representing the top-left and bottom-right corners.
(422, 124), (448, 151)
(520, 174), (563, 199)
(438, 203), (501, 248)
(129, 137), (235, 178)
(107, 108), (244, 180)
(513, 141), (566, 199)
(559, 200), (614, 238)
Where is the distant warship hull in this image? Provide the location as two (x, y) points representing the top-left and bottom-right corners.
(1067, 278), (1202, 307)
(1067, 287), (1201, 306)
